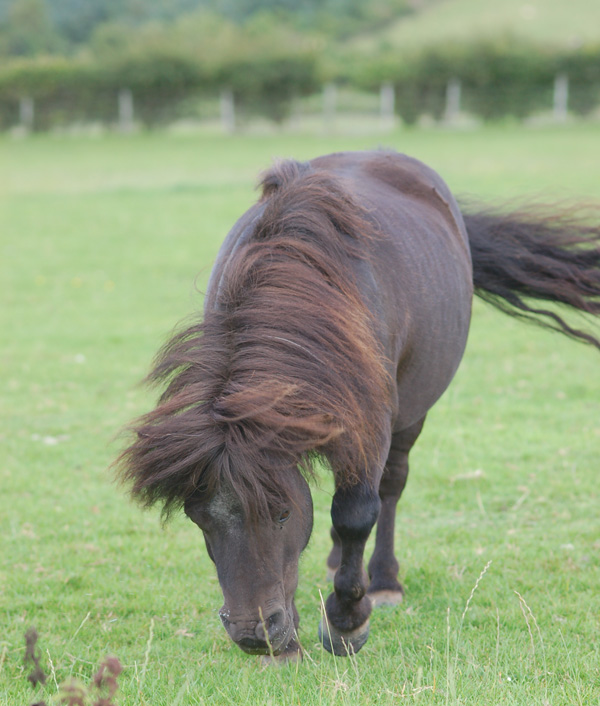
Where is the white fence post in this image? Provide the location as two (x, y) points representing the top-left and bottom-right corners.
(553, 73), (569, 123)
(380, 82), (395, 129)
(220, 88), (235, 134)
(19, 96), (34, 131)
(444, 78), (461, 124)
(323, 83), (337, 132)
(118, 88), (134, 132)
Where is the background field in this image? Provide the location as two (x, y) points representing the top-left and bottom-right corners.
(1, 123), (599, 705)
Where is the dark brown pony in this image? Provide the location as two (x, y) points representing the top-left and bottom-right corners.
(117, 151), (600, 659)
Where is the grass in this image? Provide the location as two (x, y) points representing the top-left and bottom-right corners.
(1, 122), (599, 705)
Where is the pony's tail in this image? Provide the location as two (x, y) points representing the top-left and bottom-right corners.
(462, 203), (600, 349)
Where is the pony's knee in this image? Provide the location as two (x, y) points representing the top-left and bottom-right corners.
(331, 483), (380, 541)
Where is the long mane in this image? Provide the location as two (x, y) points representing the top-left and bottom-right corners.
(117, 160), (392, 519)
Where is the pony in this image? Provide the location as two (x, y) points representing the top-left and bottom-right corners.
(117, 150), (600, 659)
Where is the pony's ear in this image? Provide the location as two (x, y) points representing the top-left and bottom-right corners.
(259, 160), (311, 198)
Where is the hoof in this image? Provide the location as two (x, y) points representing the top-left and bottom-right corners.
(318, 618), (370, 656)
(368, 589), (404, 607)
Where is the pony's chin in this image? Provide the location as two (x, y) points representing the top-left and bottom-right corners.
(237, 640), (289, 657)
(238, 643), (272, 656)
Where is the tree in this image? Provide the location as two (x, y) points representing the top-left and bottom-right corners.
(0, 0), (61, 55)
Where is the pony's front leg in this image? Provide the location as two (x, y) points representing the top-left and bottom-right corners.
(319, 482), (381, 655)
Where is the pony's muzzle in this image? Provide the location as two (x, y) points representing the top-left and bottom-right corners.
(220, 608), (292, 655)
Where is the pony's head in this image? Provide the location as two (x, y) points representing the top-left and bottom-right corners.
(184, 469), (312, 655)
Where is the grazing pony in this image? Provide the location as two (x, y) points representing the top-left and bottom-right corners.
(117, 151), (600, 659)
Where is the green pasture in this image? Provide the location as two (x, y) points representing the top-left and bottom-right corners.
(1, 123), (599, 705)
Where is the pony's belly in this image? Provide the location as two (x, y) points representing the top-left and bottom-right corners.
(391, 287), (472, 431)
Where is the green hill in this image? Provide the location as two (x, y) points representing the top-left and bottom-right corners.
(358, 0), (600, 50)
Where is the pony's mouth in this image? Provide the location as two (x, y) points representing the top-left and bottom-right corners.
(236, 619), (294, 656)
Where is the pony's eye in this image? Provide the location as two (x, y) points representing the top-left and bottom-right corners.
(278, 509), (291, 524)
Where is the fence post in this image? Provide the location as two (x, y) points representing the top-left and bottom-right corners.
(553, 73), (569, 123)
(323, 83), (337, 132)
(118, 88), (134, 132)
(444, 78), (461, 125)
(220, 88), (235, 134)
(380, 82), (395, 129)
(19, 96), (34, 131)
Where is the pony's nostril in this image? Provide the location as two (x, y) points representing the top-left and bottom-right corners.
(256, 609), (286, 642)
(268, 610), (284, 630)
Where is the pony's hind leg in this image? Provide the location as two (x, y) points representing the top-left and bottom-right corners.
(326, 527), (341, 581)
(367, 418), (425, 606)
